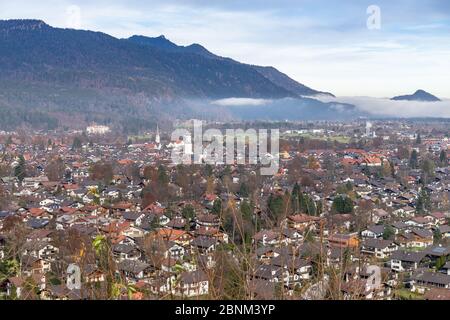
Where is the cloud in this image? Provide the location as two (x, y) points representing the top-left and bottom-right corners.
(211, 98), (271, 107)
(317, 95), (450, 118)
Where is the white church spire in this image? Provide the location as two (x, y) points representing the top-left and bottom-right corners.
(155, 124), (161, 146)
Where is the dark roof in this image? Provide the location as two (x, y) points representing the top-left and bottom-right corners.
(329, 246), (356, 260)
(391, 250), (426, 263)
(366, 225), (385, 234)
(21, 255), (42, 268)
(424, 245), (450, 257)
(412, 271), (450, 286)
(274, 246), (298, 257)
(191, 236), (217, 248)
(27, 229), (53, 240)
(82, 264), (100, 275)
(439, 225), (450, 233)
(248, 279), (275, 300)
(255, 246), (275, 256)
(139, 214), (157, 230)
(254, 264), (283, 280)
(179, 270), (208, 284)
(411, 228), (433, 239)
(362, 238), (395, 249)
(197, 214), (220, 223)
(253, 229), (279, 241)
(298, 242), (321, 258)
(27, 218), (49, 229)
(0, 211), (13, 219)
(117, 260), (150, 274)
(113, 244), (138, 254)
(271, 255), (309, 269)
(70, 225), (98, 236)
(166, 217), (187, 229)
(122, 211), (143, 221)
(23, 240), (53, 251)
(45, 284), (90, 300)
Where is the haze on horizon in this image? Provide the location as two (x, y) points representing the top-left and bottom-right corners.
(1, 0), (449, 98)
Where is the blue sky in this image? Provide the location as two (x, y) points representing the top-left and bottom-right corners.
(1, 0), (450, 97)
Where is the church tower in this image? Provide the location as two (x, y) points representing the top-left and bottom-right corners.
(155, 124), (161, 145)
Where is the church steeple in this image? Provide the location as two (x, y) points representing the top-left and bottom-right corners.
(155, 124), (161, 145)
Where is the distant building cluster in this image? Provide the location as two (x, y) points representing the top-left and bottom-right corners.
(86, 125), (111, 135)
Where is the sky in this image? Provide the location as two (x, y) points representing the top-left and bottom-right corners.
(1, 0), (450, 98)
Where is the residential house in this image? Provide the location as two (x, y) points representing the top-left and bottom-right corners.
(112, 244), (142, 262)
(361, 239), (398, 259)
(285, 214), (322, 231)
(411, 270), (450, 293)
(424, 245), (450, 266)
(253, 230), (284, 247)
(271, 255), (313, 283)
(281, 228), (304, 244)
(21, 255), (51, 276)
(427, 212), (447, 225)
(396, 229), (433, 248)
(361, 225), (385, 239)
(122, 211), (146, 226)
(371, 209), (390, 224)
(155, 228), (193, 246)
(441, 262), (450, 275)
(328, 233), (359, 248)
(196, 214), (221, 230)
(22, 241), (59, 261)
(117, 260), (152, 282)
(174, 270), (209, 297)
(390, 250), (427, 272)
(190, 236), (217, 254)
(438, 225), (450, 238)
(391, 221), (409, 235)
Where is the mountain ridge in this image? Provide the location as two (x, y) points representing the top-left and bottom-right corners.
(0, 19), (343, 130)
(126, 34), (332, 97)
(0, 19), (299, 99)
(391, 89), (441, 102)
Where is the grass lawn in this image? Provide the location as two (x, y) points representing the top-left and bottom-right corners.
(404, 246), (427, 252)
(394, 288), (424, 300)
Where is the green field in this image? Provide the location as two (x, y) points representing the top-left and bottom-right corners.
(127, 134), (153, 142)
(281, 132), (351, 143)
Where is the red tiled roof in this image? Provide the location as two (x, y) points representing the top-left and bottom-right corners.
(204, 193), (217, 202)
(29, 208), (45, 216)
